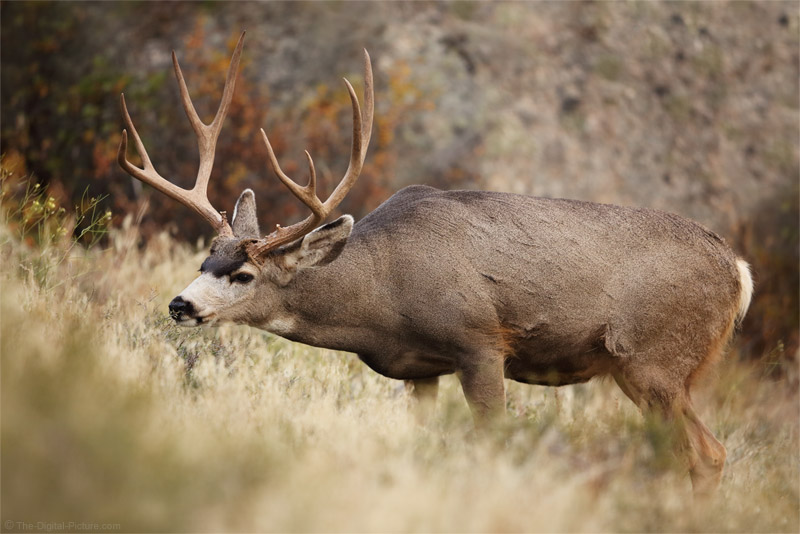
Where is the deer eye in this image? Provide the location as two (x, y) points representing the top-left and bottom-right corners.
(231, 272), (254, 284)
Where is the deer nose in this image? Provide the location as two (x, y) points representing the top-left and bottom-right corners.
(168, 296), (195, 319)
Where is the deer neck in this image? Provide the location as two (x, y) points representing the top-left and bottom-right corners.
(268, 242), (379, 354)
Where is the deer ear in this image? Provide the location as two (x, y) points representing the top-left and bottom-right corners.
(283, 215), (353, 272)
(231, 189), (260, 239)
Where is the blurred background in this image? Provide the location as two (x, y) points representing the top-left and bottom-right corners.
(1, 1), (797, 370)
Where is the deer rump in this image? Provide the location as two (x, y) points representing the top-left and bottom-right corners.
(339, 185), (743, 386)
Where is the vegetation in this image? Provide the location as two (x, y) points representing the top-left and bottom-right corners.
(1, 171), (797, 532)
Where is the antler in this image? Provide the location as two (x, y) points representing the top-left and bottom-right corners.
(248, 49), (374, 258)
(117, 31), (247, 237)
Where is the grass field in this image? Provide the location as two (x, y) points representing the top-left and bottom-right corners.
(1, 211), (798, 532)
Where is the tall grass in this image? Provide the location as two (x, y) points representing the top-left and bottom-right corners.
(1, 177), (798, 532)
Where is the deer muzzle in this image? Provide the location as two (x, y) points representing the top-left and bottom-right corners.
(168, 296), (195, 323)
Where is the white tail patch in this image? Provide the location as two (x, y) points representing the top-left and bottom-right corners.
(735, 258), (754, 325)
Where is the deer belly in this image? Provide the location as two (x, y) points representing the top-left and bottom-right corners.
(503, 345), (613, 386)
(357, 350), (456, 380)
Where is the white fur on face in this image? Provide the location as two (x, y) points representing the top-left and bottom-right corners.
(178, 273), (228, 326)
(177, 264), (260, 327)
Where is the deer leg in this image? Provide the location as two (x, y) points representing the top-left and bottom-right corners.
(404, 377), (439, 425)
(457, 351), (506, 429)
(681, 402), (727, 497)
(612, 372), (645, 410)
(613, 368), (725, 497)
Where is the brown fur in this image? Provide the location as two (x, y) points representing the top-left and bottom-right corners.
(686, 299), (740, 391)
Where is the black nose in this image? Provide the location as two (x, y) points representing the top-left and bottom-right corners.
(168, 296), (194, 319)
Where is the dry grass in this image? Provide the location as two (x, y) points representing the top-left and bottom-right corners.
(1, 217), (798, 533)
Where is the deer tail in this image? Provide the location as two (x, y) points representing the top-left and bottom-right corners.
(734, 258), (754, 327)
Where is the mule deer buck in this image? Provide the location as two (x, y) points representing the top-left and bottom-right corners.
(117, 32), (753, 496)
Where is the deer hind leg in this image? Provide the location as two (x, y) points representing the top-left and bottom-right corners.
(681, 401), (727, 497)
(457, 349), (506, 429)
(612, 367), (725, 496)
(405, 377), (439, 425)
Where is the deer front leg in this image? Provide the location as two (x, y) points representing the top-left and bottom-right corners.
(457, 351), (506, 429)
(405, 377), (439, 425)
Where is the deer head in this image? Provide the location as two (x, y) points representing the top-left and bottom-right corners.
(117, 31), (373, 328)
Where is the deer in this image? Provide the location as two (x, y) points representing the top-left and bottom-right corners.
(117, 32), (753, 496)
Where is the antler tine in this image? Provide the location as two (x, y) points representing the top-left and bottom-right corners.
(321, 77), (363, 212)
(303, 150), (318, 200)
(250, 49), (374, 258)
(117, 32), (247, 238)
(259, 128), (324, 217)
(172, 31), (245, 196)
(361, 49), (374, 161)
(119, 93), (154, 171)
